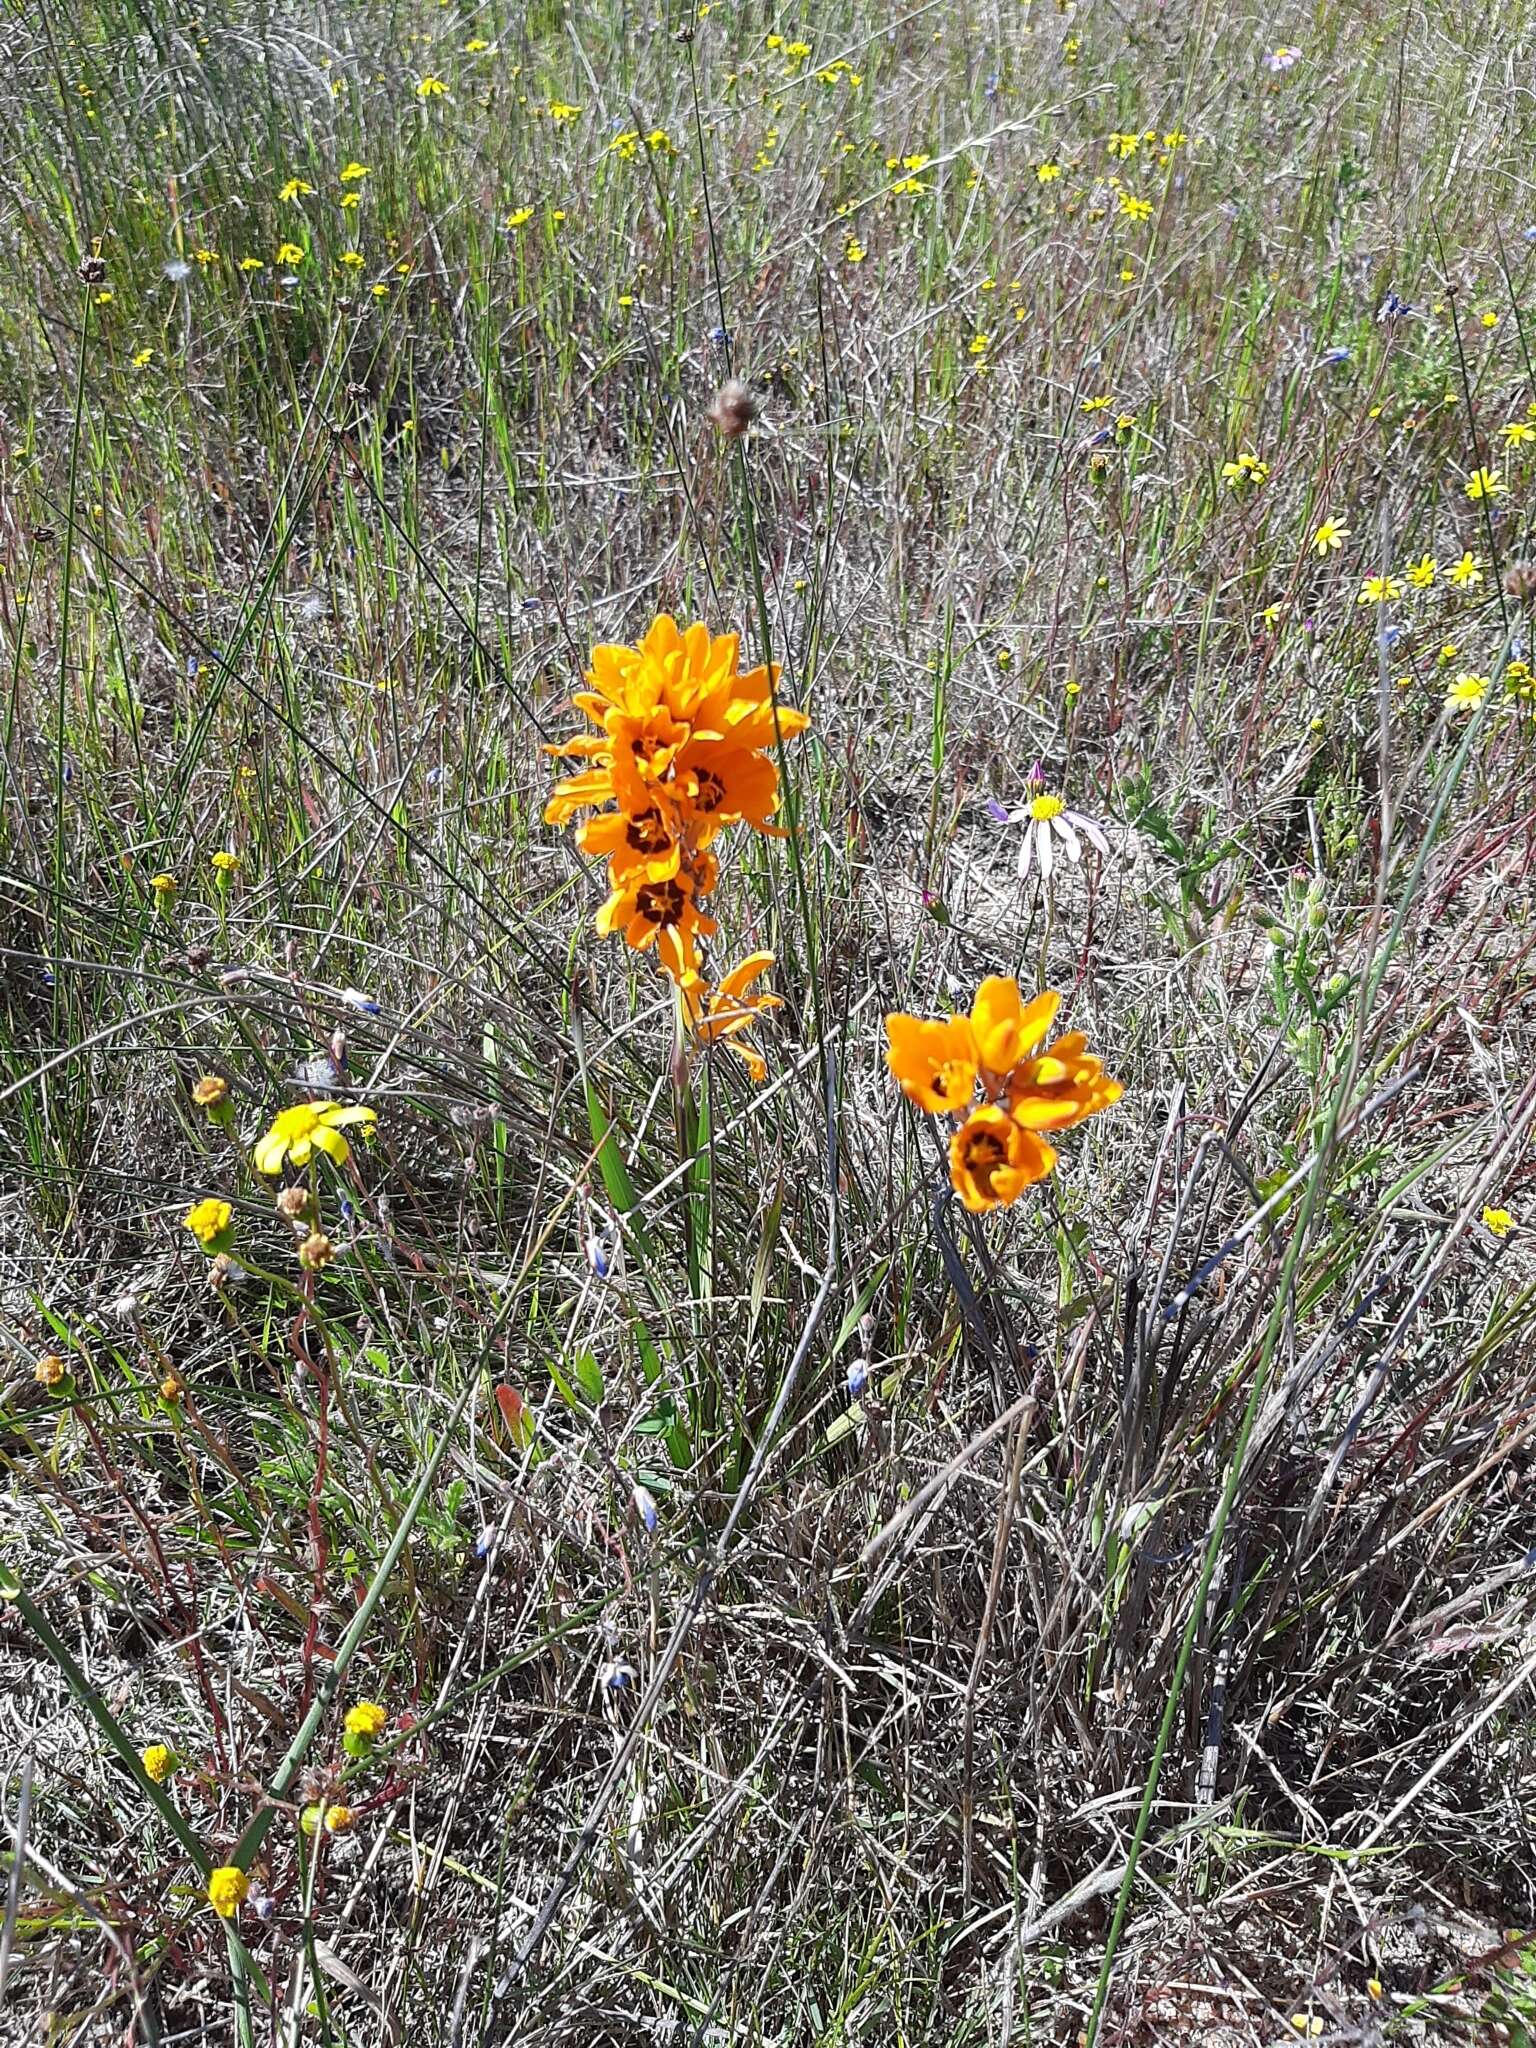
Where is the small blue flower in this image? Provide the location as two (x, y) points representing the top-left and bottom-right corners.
(847, 1358), (870, 1397)
(707, 324), (732, 347)
(1320, 345), (1352, 365)
(585, 1220), (619, 1279)
(475, 1523), (498, 1558)
(633, 1484), (658, 1533)
(339, 987), (381, 1015)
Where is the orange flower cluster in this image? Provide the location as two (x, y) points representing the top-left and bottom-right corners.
(546, 616), (808, 1078)
(885, 980), (1122, 1211)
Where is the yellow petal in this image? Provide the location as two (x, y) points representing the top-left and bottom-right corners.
(253, 1134), (286, 1175)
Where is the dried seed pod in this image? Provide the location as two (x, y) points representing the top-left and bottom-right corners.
(707, 378), (757, 439)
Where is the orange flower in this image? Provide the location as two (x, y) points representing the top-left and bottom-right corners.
(885, 979), (1122, 1210)
(1007, 1031), (1123, 1130)
(546, 616), (806, 831)
(968, 979), (1060, 1075)
(949, 1106), (1056, 1212)
(596, 860), (716, 965)
(578, 804), (682, 882)
(680, 952), (780, 1081)
(884, 1012), (979, 1113)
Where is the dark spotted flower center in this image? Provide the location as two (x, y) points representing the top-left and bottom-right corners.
(636, 879), (686, 928)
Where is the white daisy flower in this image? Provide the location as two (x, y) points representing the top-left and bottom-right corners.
(993, 770), (1111, 881)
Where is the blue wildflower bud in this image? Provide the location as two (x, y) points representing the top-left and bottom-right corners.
(633, 1484), (658, 1533)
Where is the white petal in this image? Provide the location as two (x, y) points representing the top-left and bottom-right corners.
(1017, 827), (1034, 879)
(1052, 813), (1083, 863)
(1073, 812), (1112, 856)
(1038, 821), (1054, 881)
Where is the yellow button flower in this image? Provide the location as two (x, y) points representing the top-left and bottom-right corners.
(207, 1866), (249, 1918)
(184, 1198), (233, 1248)
(141, 1743), (175, 1784)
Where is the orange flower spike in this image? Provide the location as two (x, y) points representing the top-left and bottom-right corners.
(884, 1012), (979, 1114)
(949, 1106), (1056, 1213)
(969, 980), (1060, 1078)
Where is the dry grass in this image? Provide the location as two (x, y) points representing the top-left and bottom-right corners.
(4, 0), (1536, 2041)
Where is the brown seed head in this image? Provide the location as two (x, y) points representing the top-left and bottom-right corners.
(35, 1354), (68, 1389)
(193, 1074), (229, 1109)
(276, 1185), (314, 1224)
(707, 378), (757, 439)
(298, 1231), (335, 1272)
(79, 252), (107, 286)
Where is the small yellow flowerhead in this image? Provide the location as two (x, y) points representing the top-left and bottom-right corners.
(1483, 1206), (1515, 1237)
(344, 1698), (388, 1756)
(207, 1866), (249, 1918)
(210, 849), (239, 874)
(141, 1743), (176, 1784)
(416, 75), (447, 98)
(184, 1198), (234, 1251)
(324, 1803), (355, 1833)
(193, 1074), (230, 1111)
(159, 1371), (186, 1405)
(1465, 466), (1505, 502)
(344, 1699), (388, 1740)
(35, 1354), (70, 1390)
(150, 871), (178, 908)
(275, 242), (306, 267)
